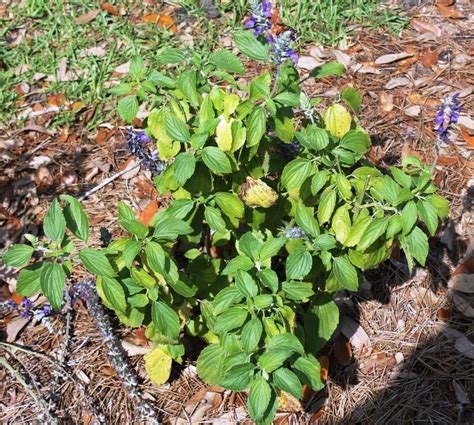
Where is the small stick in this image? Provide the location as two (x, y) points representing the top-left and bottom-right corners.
(0, 355), (58, 424)
(79, 161), (140, 201)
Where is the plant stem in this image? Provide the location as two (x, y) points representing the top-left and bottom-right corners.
(271, 63), (282, 97)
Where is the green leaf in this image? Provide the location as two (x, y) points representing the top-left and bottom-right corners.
(173, 152), (196, 185)
(238, 232), (261, 260)
(169, 273), (198, 298)
(273, 368), (303, 400)
(386, 215), (403, 238)
(246, 107), (266, 147)
(333, 256), (359, 290)
(148, 71), (176, 88)
(257, 269), (279, 293)
(234, 31), (270, 61)
(242, 318), (263, 353)
(222, 255), (254, 276)
(222, 363), (255, 391)
(249, 72), (271, 101)
(152, 301), (180, 339)
(163, 199), (195, 220)
(286, 248), (313, 280)
(305, 294), (339, 353)
(16, 263), (43, 296)
(341, 86), (362, 115)
(118, 95), (139, 124)
(281, 159), (313, 190)
(427, 194), (449, 219)
(201, 147), (232, 175)
(340, 131), (370, 154)
(3, 244), (34, 268)
(128, 293), (149, 308)
(40, 262), (65, 310)
(310, 61), (345, 78)
(145, 240), (165, 272)
(130, 56), (146, 80)
(109, 83), (133, 95)
(177, 71), (201, 107)
(165, 113), (190, 142)
(313, 234), (337, 251)
(78, 248), (116, 277)
(43, 198), (66, 242)
(296, 126), (329, 152)
(357, 218), (388, 251)
(102, 276), (127, 313)
(273, 107), (295, 143)
(213, 307), (248, 334)
(197, 344), (226, 385)
(417, 200), (438, 236)
(344, 214), (371, 247)
(405, 226), (429, 266)
(60, 195), (89, 242)
(123, 240), (141, 268)
(209, 49), (245, 74)
(295, 201), (319, 237)
(258, 349), (293, 373)
(390, 166), (412, 188)
(153, 217), (193, 240)
(267, 333), (305, 355)
(282, 281), (314, 300)
(204, 206), (226, 232)
(311, 170), (329, 195)
(332, 205), (351, 244)
(213, 287), (244, 315)
(259, 237), (287, 260)
(401, 201), (417, 235)
(317, 189), (337, 224)
(235, 270), (258, 298)
(273, 92), (300, 107)
(254, 294), (273, 309)
(248, 377), (272, 421)
(214, 192), (245, 219)
(292, 355), (323, 391)
(157, 47), (186, 65)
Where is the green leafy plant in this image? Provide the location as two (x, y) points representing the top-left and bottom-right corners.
(2, 12), (447, 425)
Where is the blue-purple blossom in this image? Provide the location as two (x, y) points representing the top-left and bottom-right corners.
(245, 0), (272, 36)
(435, 92), (461, 146)
(1, 297), (53, 321)
(280, 140), (300, 160)
(267, 30), (299, 64)
(286, 226), (306, 239)
(125, 128), (165, 174)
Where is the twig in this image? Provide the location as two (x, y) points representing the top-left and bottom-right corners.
(78, 161), (140, 201)
(0, 355), (58, 424)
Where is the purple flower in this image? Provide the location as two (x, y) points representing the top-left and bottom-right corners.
(435, 92), (461, 146)
(268, 30), (299, 64)
(125, 128), (165, 174)
(245, 0), (272, 36)
(280, 141), (300, 160)
(286, 227), (306, 239)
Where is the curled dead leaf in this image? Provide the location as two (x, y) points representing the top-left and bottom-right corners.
(460, 125), (474, 148)
(75, 9), (100, 24)
(449, 289), (474, 318)
(436, 323), (474, 359)
(411, 18), (442, 37)
(318, 355), (329, 382)
(138, 200), (159, 226)
(142, 14), (177, 31)
(375, 52), (413, 65)
(334, 334), (352, 366)
(436, 4), (464, 19)
(101, 2), (120, 16)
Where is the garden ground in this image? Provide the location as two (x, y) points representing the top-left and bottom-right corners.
(1, 0), (473, 423)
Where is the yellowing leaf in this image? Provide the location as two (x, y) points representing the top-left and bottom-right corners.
(148, 109), (180, 160)
(216, 115), (233, 152)
(231, 120), (247, 152)
(223, 94), (240, 120)
(144, 346), (172, 385)
(323, 104), (352, 138)
(240, 177), (278, 208)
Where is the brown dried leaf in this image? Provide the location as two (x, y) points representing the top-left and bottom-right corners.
(460, 125), (474, 148)
(334, 334), (352, 366)
(101, 2), (120, 16)
(411, 18), (442, 37)
(319, 355), (329, 382)
(448, 274), (474, 293)
(436, 4), (464, 19)
(340, 315), (371, 349)
(420, 48), (440, 67)
(379, 92), (394, 113)
(142, 14), (177, 31)
(6, 317), (30, 342)
(75, 9), (100, 24)
(385, 77), (411, 90)
(449, 289), (474, 318)
(375, 52), (413, 65)
(138, 200), (159, 226)
(437, 323), (474, 359)
(404, 105), (421, 117)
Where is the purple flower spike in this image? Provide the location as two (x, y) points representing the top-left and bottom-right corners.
(126, 128), (165, 174)
(245, 0), (273, 37)
(268, 30), (299, 64)
(435, 92), (462, 147)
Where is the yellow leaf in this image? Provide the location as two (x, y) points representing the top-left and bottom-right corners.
(216, 115), (233, 152)
(148, 109), (180, 160)
(240, 177), (278, 208)
(231, 120), (247, 152)
(144, 346), (172, 385)
(223, 94), (240, 120)
(323, 104), (352, 138)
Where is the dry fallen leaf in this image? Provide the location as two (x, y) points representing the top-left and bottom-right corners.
(120, 158), (140, 180)
(75, 9), (100, 24)
(6, 317), (30, 342)
(449, 289), (474, 318)
(339, 315), (371, 349)
(411, 18), (442, 37)
(404, 105), (421, 117)
(297, 56), (324, 70)
(385, 77), (411, 90)
(142, 14), (177, 31)
(379, 92), (394, 113)
(101, 2), (120, 16)
(319, 355), (329, 382)
(138, 200), (159, 226)
(460, 125), (474, 148)
(436, 323), (474, 359)
(334, 334), (352, 366)
(436, 4), (464, 19)
(458, 116), (474, 130)
(375, 52), (413, 65)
